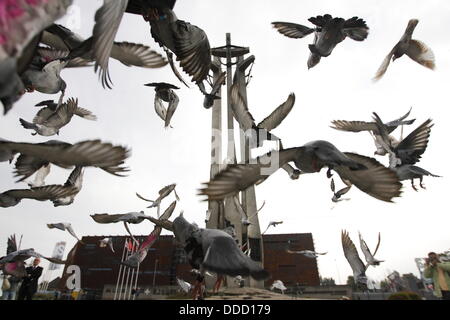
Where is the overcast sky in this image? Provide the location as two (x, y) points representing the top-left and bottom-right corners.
(1, 0), (450, 286)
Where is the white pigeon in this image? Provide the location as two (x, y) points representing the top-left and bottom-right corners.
(99, 238), (114, 253)
(47, 222), (83, 243)
(270, 280), (287, 294)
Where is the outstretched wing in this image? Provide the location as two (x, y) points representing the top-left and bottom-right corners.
(334, 153), (402, 202)
(173, 20), (211, 84)
(406, 40), (435, 70)
(90, 213), (127, 224)
(358, 232), (375, 264)
(230, 84), (255, 131)
(394, 119), (433, 165)
(342, 230), (366, 275)
(271, 22), (315, 39)
(203, 234), (270, 280)
(372, 232), (382, 257)
(7, 235), (17, 254)
(330, 120), (378, 133)
(92, 0), (129, 88)
(111, 42), (168, 68)
(257, 93), (295, 131)
(198, 148), (302, 201)
(373, 47), (396, 81)
(5, 185), (78, 201)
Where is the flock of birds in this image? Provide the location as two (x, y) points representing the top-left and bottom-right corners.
(0, 0), (442, 295)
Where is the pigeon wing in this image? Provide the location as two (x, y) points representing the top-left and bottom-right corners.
(14, 155), (49, 182)
(373, 47), (396, 81)
(5, 185), (78, 201)
(394, 119), (433, 165)
(202, 234), (270, 280)
(230, 84), (255, 131)
(372, 232), (382, 257)
(257, 93), (295, 131)
(33, 107), (56, 124)
(358, 232), (375, 264)
(271, 22), (315, 39)
(334, 153), (402, 202)
(173, 20), (211, 83)
(330, 120), (378, 133)
(92, 0), (129, 88)
(90, 213), (127, 224)
(342, 17), (369, 41)
(342, 230), (367, 275)
(111, 42), (168, 68)
(198, 148), (302, 201)
(406, 40), (435, 70)
(7, 235), (17, 255)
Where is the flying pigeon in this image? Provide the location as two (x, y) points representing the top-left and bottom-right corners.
(286, 249), (327, 259)
(199, 140), (403, 203)
(341, 230), (368, 286)
(372, 113), (439, 190)
(19, 98), (97, 136)
(199, 71), (227, 109)
(99, 238), (115, 253)
(26, 163), (51, 188)
(0, 184), (78, 208)
(52, 166), (84, 207)
(373, 19), (435, 81)
(272, 14), (369, 69)
(177, 278), (192, 293)
(230, 83), (295, 148)
(0, 139), (130, 180)
(233, 196), (265, 226)
(270, 280), (287, 294)
(0, 0), (73, 114)
(358, 232), (384, 267)
(262, 221), (283, 235)
(42, 23), (168, 72)
(144, 82), (179, 128)
(136, 183), (180, 215)
(330, 107), (416, 156)
(121, 201), (177, 268)
(47, 223), (83, 243)
(0, 248), (65, 278)
(330, 178), (352, 202)
(147, 213), (270, 280)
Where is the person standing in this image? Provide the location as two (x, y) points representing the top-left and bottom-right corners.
(424, 252), (450, 300)
(2, 275), (21, 300)
(17, 258), (43, 300)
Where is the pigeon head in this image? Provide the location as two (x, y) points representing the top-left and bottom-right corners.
(307, 53), (321, 69)
(173, 215), (197, 245)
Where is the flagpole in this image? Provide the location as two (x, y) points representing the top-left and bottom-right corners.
(117, 238), (131, 300)
(114, 238), (127, 300)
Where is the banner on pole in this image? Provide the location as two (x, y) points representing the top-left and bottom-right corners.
(48, 241), (67, 270)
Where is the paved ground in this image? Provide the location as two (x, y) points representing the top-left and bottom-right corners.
(205, 287), (321, 300)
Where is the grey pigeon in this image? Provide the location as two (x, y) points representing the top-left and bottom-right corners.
(330, 178), (352, 202)
(372, 113), (440, 190)
(136, 183), (180, 213)
(122, 201), (177, 268)
(272, 14), (369, 69)
(230, 83), (295, 148)
(262, 221), (283, 235)
(52, 166), (84, 207)
(47, 222), (83, 243)
(19, 98), (97, 136)
(91, 210), (155, 244)
(199, 71), (226, 109)
(373, 113), (433, 168)
(144, 82), (179, 128)
(373, 19), (435, 81)
(358, 232), (384, 267)
(286, 249), (327, 259)
(0, 0), (72, 114)
(331, 107), (416, 156)
(0, 248), (65, 278)
(341, 230), (368, 286)
(0, 139), (130, 179)
(147, 213), (270, 280)
(0, 184), (78, 208)
(199, 140), (402, 203)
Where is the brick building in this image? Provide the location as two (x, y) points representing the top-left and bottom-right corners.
(58, 233), (319, 299)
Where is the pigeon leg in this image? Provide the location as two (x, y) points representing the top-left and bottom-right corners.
(326, 168), (333, 178)
(411, 179), (418, 191)
(419, 177), (426, 189)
